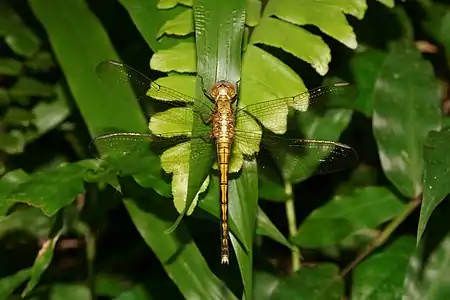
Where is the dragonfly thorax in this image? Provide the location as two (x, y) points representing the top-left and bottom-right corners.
(210, 81), (237, 102)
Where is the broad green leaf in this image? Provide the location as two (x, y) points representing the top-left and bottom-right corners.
(264, 0), (357, 49)
(193, 1), (251, 297)
(1, 161), (92, 216)
(30, 84), (71, 139)
(378, 0), (395, 8)
(0, 268), (31, 300)
(316, 0), (367, 20)
(0, 58), (22, 75)
(151, 75), (196, 97)
(352, 236), (416, 300)
(49, 284), (91, 300)
(230, 160), (258, 300)
(417, 129), (450, 242)
(404, 231), (450, 299)
(150, 42), (196, 72)
(350, 50), (387, 116)
(25, 51), (55, 71)
(2, 107), (34, 127)
(157, 8), (193, 38)
(372, 46), (441, 198)
(250, 17), (330, 75)
(5, 26), (41, 58)
(253, 272), (282, 300)
(30, 0), (146, 136)
(0, 130), (25, 155)
(120, 0), (190, 51)
(31, 0), (232, 296)
(256, 208), (291, 248)
(292, 187), (405, 248)
(94, 274), (131, 297)
(9, 77), (54, 98)
(246, 0), (261, 27)
(258, 165), (288, 202)
(240, 45), (306, 133)
(114, 285), (153, 300)
(272, 263), (343, 299)
(22, 230), (63, 297)
(124, 192), (237, 300)
(0, 207), (51, 239)
(0, 170), (30, 215)
(158, 0), (193, 9)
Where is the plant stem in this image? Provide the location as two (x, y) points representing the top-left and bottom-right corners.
(285, 181), (301, 272)
(76, 221), (97, 300)
(340, 197), (421, 277)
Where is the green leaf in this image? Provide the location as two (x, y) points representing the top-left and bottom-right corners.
(9, 77), (54, 98)
(22, 230), (63, 297)
(253, 272), (282, 300)
(378, 0), (395, 8)
(1, 161), (92, 217)
(352, 236), (416, 300)
(258, 165), (288, 202)
(159, 0), (192, 9)
(292, 187), (405, 248)
(256, 208), (291, 248)
(30, 84), (71, 139)
(417, 129), (450, 242)
(30, 0), (233, 297)
(240, 45), (306, 133)
(0, 58), (22, 76)
(372, 46), (441, 198)
(264, 0), (357, 49)
(25, 51), (55, 71)
(120, 0), (190, 51)
(0, 207), (51, 239)
(0, 268), (32, 300)
(150, 42), (196, 72)
(350, 50), (387, 116)
(229, 161), (258, 300)
(157, 8), (193, 38)
(250, 17), (330, 75)
(246, 0), (261, 27)
(49, 284), (91, 300)
(272, 264), (343, 299)
(0, 130), (25, 155)
(2, 107), (34, 127)
(123, 191), (237, 300)
(30, 0), (147, 136)
(114, 285), (153, 300)
(5, 26), (41, 58)
(404, 231), (450, 299)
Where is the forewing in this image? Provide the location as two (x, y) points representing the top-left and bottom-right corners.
(96, 60), (214, 127)
(235, 83), (356, 134)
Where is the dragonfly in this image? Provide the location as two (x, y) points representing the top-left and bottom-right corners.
(91, 60), (358, 265)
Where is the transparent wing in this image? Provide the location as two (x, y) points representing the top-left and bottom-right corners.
(234, 130), (358, 182)
(235, 83), (356, 132)
(96, 60), (214, 128)
(90, 131), (215, 176)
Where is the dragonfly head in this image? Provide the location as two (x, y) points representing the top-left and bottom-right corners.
(210, 81), (237, 102)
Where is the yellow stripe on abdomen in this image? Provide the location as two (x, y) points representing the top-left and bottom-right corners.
(217, 141), (230, 264)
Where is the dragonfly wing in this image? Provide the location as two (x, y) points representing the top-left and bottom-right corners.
(234, 130), (358, 183)
(235, 83), (356, 134)
(96, 60), (214, 123)
(91, 131), (215, 175)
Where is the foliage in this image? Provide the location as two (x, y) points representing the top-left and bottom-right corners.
(1, 0), (450, 299)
